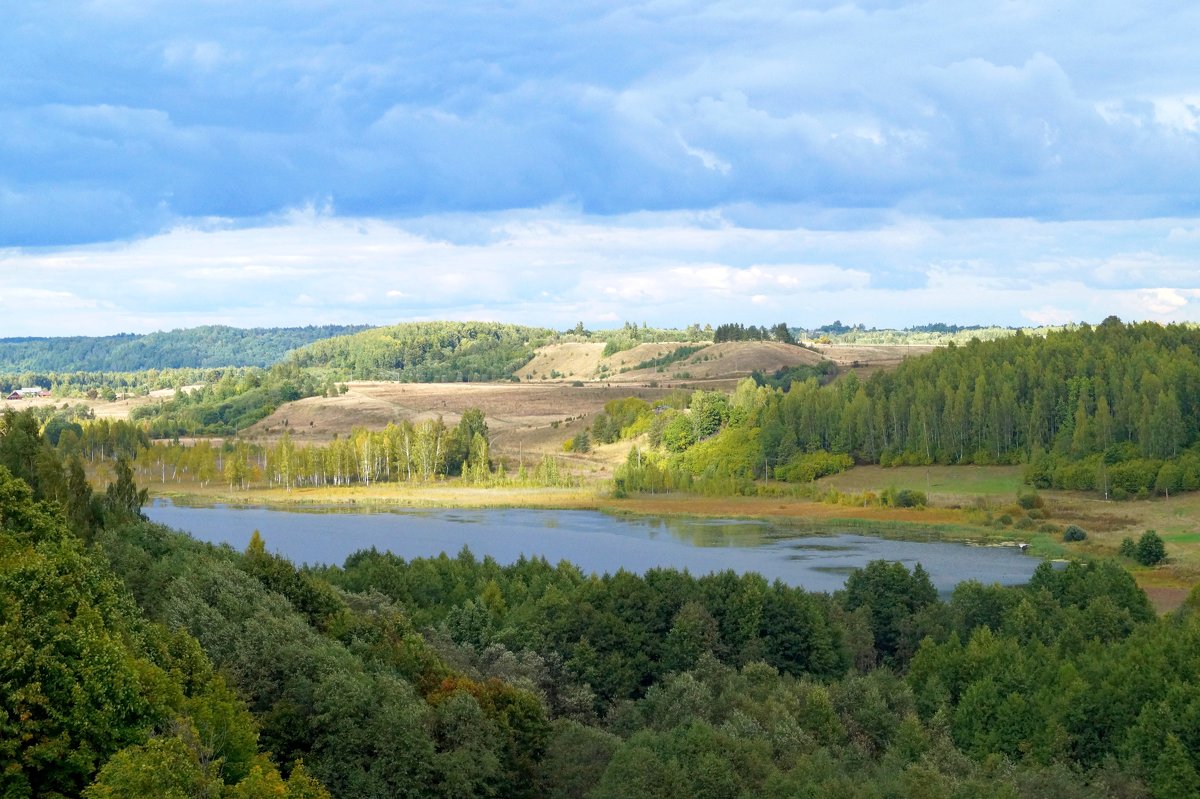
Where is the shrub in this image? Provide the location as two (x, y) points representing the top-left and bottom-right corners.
(1118, 537), (1137, 558)
(1038, 523), (1061, 534)
(1014, 517), (1035, 530)
(775, 451), (854, 483)
(1016, 491), (1044, 510)
(1062, 525), (1088, 542)
(997, 514), (1014, 527)
(1026, 508), (1046, 520)
(882, 488), (926, 508)
(1134, 530), (1166, 566)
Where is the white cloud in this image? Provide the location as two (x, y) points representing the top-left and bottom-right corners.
(676, 134), (732, 175)
(1152, 96), (1200, 133)
(4, 208), (1200, 335)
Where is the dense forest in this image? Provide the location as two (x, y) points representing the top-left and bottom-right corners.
(0, 324), (370, 374)
(611, 319), (1200, 500)
(289, 321), (558, 381)
(4, 406), (1200, 797)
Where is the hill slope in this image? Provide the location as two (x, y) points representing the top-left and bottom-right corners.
(290, 321), (557, 381)
(519, 340), (832, 383)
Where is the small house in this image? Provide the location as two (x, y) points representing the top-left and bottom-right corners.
(7, 388), (49, 400)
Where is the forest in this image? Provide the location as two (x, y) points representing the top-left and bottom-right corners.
(4, 406), (1200, 798)
(0, 324), (369, 374)
(288, 321), (559, 381)
(610, 319), (1200, 500)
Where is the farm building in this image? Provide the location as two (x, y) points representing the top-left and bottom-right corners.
(6, 388), (50, 400)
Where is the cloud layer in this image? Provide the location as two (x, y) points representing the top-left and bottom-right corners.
(2, 2), (1198, 332)
(3, 209), (1198, 335)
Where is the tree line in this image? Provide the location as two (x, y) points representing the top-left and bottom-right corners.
(0, 324), (369, 373)
(712, 321), (796, 344)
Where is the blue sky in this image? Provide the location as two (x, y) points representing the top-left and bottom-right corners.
(2, 1), (1199, 335)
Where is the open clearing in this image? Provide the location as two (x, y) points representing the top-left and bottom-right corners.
(813, 343), (939, 377)
(239, 340), (914, 471)
(821, 463), (1199, 607)
(4, 393), (156, 420)
(242, 381), (678, 474)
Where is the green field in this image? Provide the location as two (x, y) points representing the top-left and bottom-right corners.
(815, 464), (1025, 500)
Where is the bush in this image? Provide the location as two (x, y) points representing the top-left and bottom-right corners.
(775, 451), (854, 483)
(1118, 537), (1137, 558)
(1016, 491), (1044, 510)
(1038, 523), (1061, 534)
(1134, 530), (1166, 566)
(1062, 525), (1088, 542)
(1014, 517), (1035, 530)
(882, 488), (926, 508)
(1026, 508), (1046, 520)
(997, 514), (1013, 527)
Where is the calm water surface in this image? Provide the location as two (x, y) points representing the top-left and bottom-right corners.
(146, 501), (1042, 594)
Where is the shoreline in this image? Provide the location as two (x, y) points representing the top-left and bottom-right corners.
(147, 479), (1196, 611)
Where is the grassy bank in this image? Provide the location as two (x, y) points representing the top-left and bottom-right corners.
(148, 464), (1198, 610)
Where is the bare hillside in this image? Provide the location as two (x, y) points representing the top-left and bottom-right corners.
(516, 340), (836, 383)
(610, 341), (826, 382)
(814, 343), (938, 376)
(517, 342), (606, 380)
(242, 381), (678, 472)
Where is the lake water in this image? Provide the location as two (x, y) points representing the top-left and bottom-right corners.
(146, 500), (1043, 595)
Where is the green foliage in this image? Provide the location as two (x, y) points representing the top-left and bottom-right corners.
(774, 450), (854, 483)
(1016, 490), (1044, 509)
(631, 344), (705, 371)
(882, 487), (927, 508)
(128, 362), (322, 436)
(841, 561), (938, 666)
(13, 417), (1200, 799)
(657, 411), (696, 452)
(1135, 530), (1167, 566)
(0, 324), (369, 373)
(712, 322), (798, 343)
(291, 321), (555, 381)
(0, 474), (168, 797)
(1063, 525), (1088, 542)
(590, 397), (652, 444)
(595, 322), (706, 357)
(751, 360), (838, 391)
(679, 320), (1200, 490)
(102, 455), (148, 523)
(83, 730), (224, 799)
(0, 456), (295, 798)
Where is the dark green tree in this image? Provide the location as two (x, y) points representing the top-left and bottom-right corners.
(1135, 530), (1167, 566)
(102, 455), (148, 522)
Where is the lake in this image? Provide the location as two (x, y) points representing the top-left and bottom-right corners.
(146, 501), (1043, 594)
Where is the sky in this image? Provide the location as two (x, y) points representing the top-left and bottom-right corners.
(2, 1), (1199, 336)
